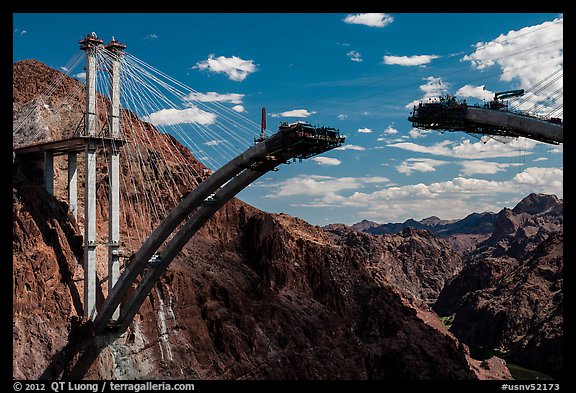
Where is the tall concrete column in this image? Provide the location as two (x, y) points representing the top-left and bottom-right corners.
(84, 48), (97, 138)
(107, 38), (124, 140)
(79, 33), (103, 320)
(68, 153), (77, 220)
(105, 38), (126, 321)
(84, 141), (97, 320)
(44, 150), (54, 195)
(108, 145), (120, 320)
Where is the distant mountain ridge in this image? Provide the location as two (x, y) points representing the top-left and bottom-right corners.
(347, 195), (560, 256)
(351, 212), (497, 238)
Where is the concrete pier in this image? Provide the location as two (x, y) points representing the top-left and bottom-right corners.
(16, 33), (127, 324)
(108, 146), (121, 321)
(84, 141), (97, 320)
(105, 38), (126, 321)
(68, 153), (77, 220)
(79, 32), (103, 320)
(43, 150), (54, 195)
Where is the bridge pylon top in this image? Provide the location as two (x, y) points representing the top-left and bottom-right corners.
(79, 32), (103, 49)
(105, 37), (127, 52)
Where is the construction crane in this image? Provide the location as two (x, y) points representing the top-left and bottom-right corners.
(489, 89), (524, 110)
(494, 89), (525, 100)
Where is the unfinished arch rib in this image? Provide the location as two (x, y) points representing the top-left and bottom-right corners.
(114, 167), (268, 335)
(94, 124), (344, 334)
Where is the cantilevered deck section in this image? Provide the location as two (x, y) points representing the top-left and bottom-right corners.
(408, 95), (563, 144)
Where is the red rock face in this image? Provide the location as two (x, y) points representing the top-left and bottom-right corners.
(13, 60), (509, 380)
(323, 224), (464, 306)
(13, 184), (82, 379)
(434, 194), (563, 375)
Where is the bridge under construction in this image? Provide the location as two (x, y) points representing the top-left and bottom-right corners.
(13, 31), (560, 341)
(408, 92), (563, 145)
(14, 32), (345, 336)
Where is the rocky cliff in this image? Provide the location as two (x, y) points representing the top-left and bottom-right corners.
(323, 224), (463, 306)
(472, 194), (562, 260)
(434, 194), (563, 375)
(13, 59), (509, 380)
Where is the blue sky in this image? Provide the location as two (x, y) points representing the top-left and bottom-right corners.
(13, 13), (563, 225)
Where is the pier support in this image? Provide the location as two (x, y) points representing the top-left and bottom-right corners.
(108, 146), (121, 320)
(84, 141), (97, 320)
(16, 33), (128, 323)
(43, 150), (54, 195)
(106, 38), (126, 321)
(79, 32), (103, 320)
(68, 153), (77, 220)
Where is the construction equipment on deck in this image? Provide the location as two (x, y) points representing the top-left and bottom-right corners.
(489, 89), (525, 110)
(408, 93), (562, 144)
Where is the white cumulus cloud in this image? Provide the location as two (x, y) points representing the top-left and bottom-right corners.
(383, 54), (439, 66)
(231, 105), (245, 113)
(462, 16), (563, 117)
(458, 160), (524, 176)
(388, 137), (537, 159)
(347, 50), (363, 62)
(405, 76), (450, 108)
(396, 158), (449, 175)
(265, 167), (562, 222)
(357, 127), (373, 133)
(194, 54), (256, 82)
(184, 91), (244, 104)
(511, 166), (563, 187)
(266, 175), (390, 199)
(408, 128), (432, 139)
(143, 106), (216, 126)
(335, 144), (366, 151)
(311, 157), (342, 166)
(455, 84), (494, 101)
(343, 13), (394, 28)
(271, 109), (316, 118)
